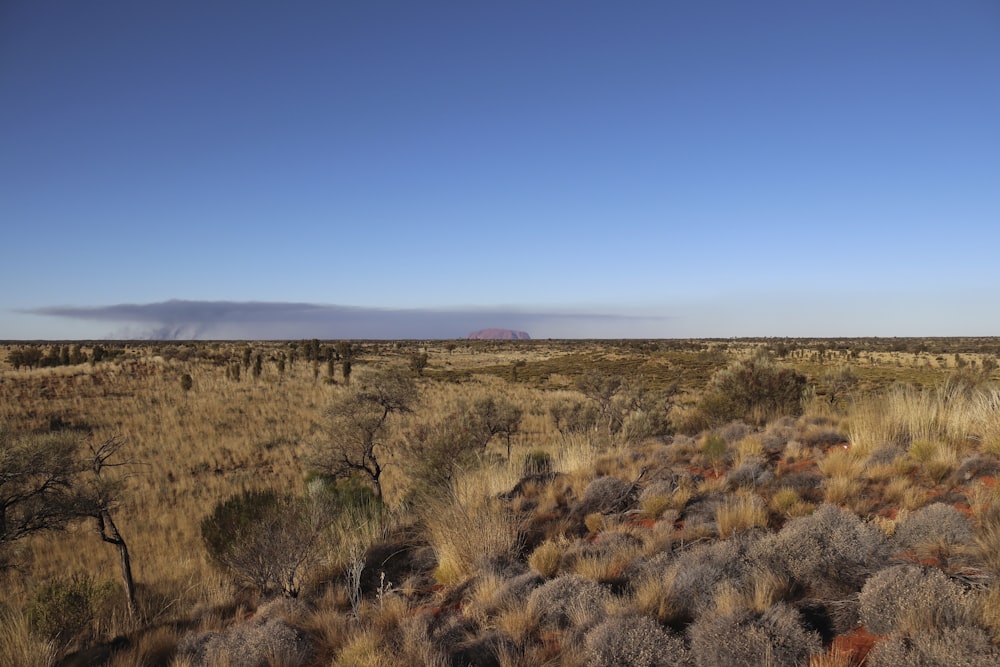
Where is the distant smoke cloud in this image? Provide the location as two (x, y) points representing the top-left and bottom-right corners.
(22, 300), (669, 340)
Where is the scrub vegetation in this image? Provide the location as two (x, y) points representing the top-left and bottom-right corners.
(3, 337), (1000, 665)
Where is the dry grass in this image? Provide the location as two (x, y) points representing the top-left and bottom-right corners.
(716, 492), (767, 538)
(421, 489), (523, 586)
(4, 340), (1000, 664)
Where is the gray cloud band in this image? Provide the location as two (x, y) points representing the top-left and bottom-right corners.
(21, 300), (665, 340)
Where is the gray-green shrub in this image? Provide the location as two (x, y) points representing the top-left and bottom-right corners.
(892, 502), (974, 553)
(177, 617), (314, 667)
(769, 504), (890, 597)
(687, 603), (821, 667)
(585, 614), (692, 667)
(858, 564), (975, 634)
(867, 626), (1000, 667)
(527, 574), (612, 630)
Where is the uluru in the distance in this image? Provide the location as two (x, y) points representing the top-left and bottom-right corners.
(467, 329), (531, 340)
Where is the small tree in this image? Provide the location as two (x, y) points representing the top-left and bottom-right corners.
(310, 368), (416, 500)
(398, 411), (483, 493)
(180, 373), (193, 392)
(408, 352), (429, 377)
(90, 345), (105, 365)
(76, 437), (140, 616)
(470, 396), (524, 459)
(576, 372), (625, 438)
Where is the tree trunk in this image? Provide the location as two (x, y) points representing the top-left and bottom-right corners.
(98, 511), (136, 617)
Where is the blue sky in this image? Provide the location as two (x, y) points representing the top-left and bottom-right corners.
(2, 1), (998, 339)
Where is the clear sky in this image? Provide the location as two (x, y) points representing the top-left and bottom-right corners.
(2, 1), (998, 339)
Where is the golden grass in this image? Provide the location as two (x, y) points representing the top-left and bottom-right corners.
(716, 492), (767, 538)
(528, 538), (568, 578)
(421, 490), (523, 586)
(817, 447), (864, 478)
(0, 604), (58, 667)
(824, 476), (862, 507)
(4, 341), (1000, 663)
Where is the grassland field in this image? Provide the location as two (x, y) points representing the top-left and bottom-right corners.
(3, 337), (1000, 666)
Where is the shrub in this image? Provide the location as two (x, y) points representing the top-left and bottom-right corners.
(585, 614), (692, 667)
(866, 626), (1000, 667)
(769, 504), (890, 598)
(696, 357), (808, 427)
(892, 502), (974, 554)
(177, 617), (314, 667)
(527, 574), (612, 630)
(726, 455), (772, 489)
(668, 532), (774, 621)
(201, 490), (325, 597)
(523, 449), (553, 475)
(201, 489), (282, 564)
(578, 475), (636, 515)
(688, 603), (822, 667)
(26, 574), (118, 646)
(858, 564), (975, 635)
(701, 434), (729, 470)
(549, 399), (601, 436)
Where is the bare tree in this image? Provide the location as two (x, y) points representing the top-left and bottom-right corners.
(310, 368), (417, 500)
(76, 437), (139, 616)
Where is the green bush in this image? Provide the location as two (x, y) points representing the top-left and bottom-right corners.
(549, 399), (601, 436)
(26, 574), (118, 645)
(701, 434), (729, 469)
(522, 449), (553, 475)
(200, 489), (282, 566)
(697, 357), (808, 427)
(201, 490), (325, 597)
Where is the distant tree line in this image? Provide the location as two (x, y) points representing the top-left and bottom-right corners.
(7, 344), (110, 370)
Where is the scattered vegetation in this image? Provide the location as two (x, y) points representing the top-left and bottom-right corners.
(2, 337), (1000, 664)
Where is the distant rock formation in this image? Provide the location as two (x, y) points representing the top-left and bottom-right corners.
(467, 329), (531, 340)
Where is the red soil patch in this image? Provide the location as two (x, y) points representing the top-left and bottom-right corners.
(980, 476), (997, 489)
(898, 550), (944, 567)
(953, 502), (974, 517)
(626, 516), (657, 529)
(688, 466), (723, 480)
(876, 506), (899, 520)
(777, 457), (818, 475)
(830, 626), (883, 665)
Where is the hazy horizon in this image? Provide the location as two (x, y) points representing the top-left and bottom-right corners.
(3, 2), (998, 340)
